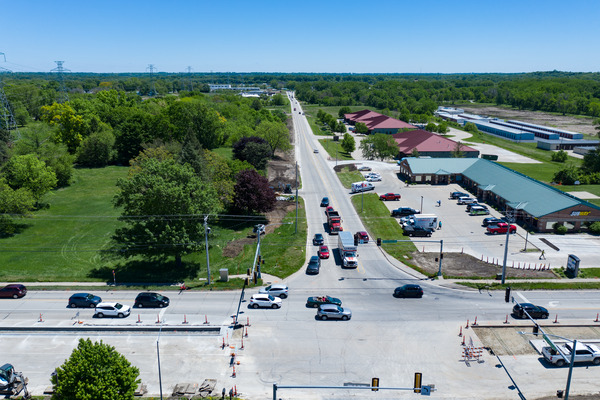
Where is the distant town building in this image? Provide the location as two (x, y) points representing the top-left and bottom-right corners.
(392, 129), (479, 158)
(344, 109), (415, 134)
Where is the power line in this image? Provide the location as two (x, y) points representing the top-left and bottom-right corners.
(146, 64), (157, 96)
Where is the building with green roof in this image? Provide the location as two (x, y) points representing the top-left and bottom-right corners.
(399, 158), (600, 232)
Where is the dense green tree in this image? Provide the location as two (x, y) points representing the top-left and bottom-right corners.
(341, 133), (356, 154)
(338, 106), (351, 118)
(112, 158), (221, 267)
(3, 154), (57, 201)
(463, 122), (479, 134)
(411, 148), (420, 158)
(76, 130), (116, 167)
(551, 149), (568, 163)
(582, 148), (600, 173)
(355, 122), (368, 134)
(203, 150), (235, 209)
(233, 169), (276, 214)
(271, 94), (286, 106)
(425, 122), (437, 132)
(257, 120), (291, 157)
(51, 338), (140, 400)
(178, 132), (205, 176)
(40, 102), (86, 153)
(113, 111), (157, 164)
(242, 142), (272, 170)
(360, 133), (397, 160)
(451, 141), (466, 158)
(335, 121), (346, 133)
(251, 98), (262, 111)
(0, 178), (36, 236)
(168, 100), (226, 149)
(553, 165), (580, 185)
(437, 121), (449, 134)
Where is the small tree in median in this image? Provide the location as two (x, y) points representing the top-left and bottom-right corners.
(341, 133), (356, 154)
(51, 338), (140, 400)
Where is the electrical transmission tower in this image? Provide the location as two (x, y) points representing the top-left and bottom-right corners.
(146, 64), (157, 96)
(0, 52), (19, 138)
(51, 61), (70, 103)
(185, 66), (193, 91)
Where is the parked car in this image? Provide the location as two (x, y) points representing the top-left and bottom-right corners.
(512, 303), (549, 319)
(306, 295), (342, 308)
(399, 216), (415, 225)
(542, 343), (600, 367)
(249, 294), (282, 309)
(307, 256), (321, 275)
(466, 203), (487, 212)
(391, 207), (420, 217)
(0, 284), (27, 299)
(259, 284), (289, 299)
(469, 206), (490, 215)
(450, 191), (468, 199)
(357, 166), (371, 171)
(317, 304), (352, 321)
(483, 217), (505, 227)
(94, 302), (131, 318)
(68, 293), (102, 308)
(354, 231), (369, 243)
(320, 197), (329, 207)
(313, 233), (324, 245)
(457, 197), (477, 205)
(318, 245), (330, 259)
(379, 193), (401, 201)
(403, 225), (433, 237)
(487, 223), (517, 235)
(364, 172), (380, 178)
(135, 292), (170, 308)
(393, 284), (424, 298)
(366, 175), (382, 182)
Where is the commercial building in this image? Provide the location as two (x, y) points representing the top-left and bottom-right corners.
(344, 109), (415, 134)
(398, 158), (600, 232)
(392, 129), (479, 158)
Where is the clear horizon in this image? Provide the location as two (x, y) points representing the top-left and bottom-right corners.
(1, 0), (598, 74)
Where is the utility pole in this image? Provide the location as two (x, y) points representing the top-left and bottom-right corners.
(204, 215), (211, 284)
(295, 161), (298, 234)
(501, 211), (513, 285)
(0, 52), (19, 137)
(146, 64), (157, 96)
(51, 61), (70, 103)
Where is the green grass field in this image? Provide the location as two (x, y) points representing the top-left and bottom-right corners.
(335, 165), (363, 188)
(318, 139), (353, 161)
(0, 166), (307, 284)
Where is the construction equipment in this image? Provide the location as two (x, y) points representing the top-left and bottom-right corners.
(0, 364), (31, 399)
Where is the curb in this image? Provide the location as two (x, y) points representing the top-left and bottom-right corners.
(0, 325), (222, 333)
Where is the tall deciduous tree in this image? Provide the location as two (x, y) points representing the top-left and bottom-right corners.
(341, 133), (356, 154)
(3, 154), (57, 201)
(112, 158), (221, 267)
(168, 100), (226, 150)
(257, 120), (291, 157)
(233, 169), (276, 214)
(355, 122), (368, 134)
(338, 106), (351, 119)
(40, 102), (86, 153)
(451, 141), (465, 158)
(51, 338), (140, 400)
(360, 134), (397, 161)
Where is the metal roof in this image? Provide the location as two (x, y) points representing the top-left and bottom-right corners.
(405, 158), (599, 217)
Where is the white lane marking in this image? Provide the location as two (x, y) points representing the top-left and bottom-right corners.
(516, 292), (530, 303)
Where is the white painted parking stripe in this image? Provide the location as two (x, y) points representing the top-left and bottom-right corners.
(516, 292), (530, 303)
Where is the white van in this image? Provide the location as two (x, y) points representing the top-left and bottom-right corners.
(457, 197), (477, 205)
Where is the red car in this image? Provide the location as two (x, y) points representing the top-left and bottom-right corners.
(379, 193), (401, 201)
(0, 284), (27, 299)
(355, 231), (369, 243)
(318, 245), (330, 259)
(325, 206), (334, 213)
(487, 223), (517, 235)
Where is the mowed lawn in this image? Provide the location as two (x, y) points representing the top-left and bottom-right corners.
(0, 166), (128, 282)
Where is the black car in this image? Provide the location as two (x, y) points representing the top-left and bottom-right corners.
(306, 256), (321, 275)
(512, 303), (549, 319)
(482, 217), (506, 227)
(393, 284), (424, 298)
(450, 191), (468, 199)
(134, 292), (170, 308)
(68, 293), (102, 308)
(403, 225), (433, 237)
(313, 233), (324, 245)
(391, 207), (420, 217)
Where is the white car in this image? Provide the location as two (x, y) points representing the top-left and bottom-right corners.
(259, 284), (289, 298)
(94, 302), (131, 318)
(357, 166), (371, 171)
(542, 343), (600, 367)
(366, 176), (382, 182)
(313, 149), (319, 153)
(249, 294), (282, 309)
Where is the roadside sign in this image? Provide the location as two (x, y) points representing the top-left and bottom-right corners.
(543, 333), (558, 352)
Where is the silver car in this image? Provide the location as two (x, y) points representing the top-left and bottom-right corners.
(259, 284), (289, 299)
(249, 294), (282, 309)
(317, 304), (352, 321)
(94, 302), (131, 318)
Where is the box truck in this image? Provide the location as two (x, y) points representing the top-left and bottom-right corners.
(351, 181), (375, 194)
(337, 231), (358, 268)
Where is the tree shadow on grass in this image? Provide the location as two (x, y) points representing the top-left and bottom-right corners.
(88, 259), (200, 284)
(0, 220), (33, 238)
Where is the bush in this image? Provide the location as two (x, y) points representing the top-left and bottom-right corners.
(551, 150), (568, 162)
(588, 221), (600, 234)
(556, 225), (568, 234)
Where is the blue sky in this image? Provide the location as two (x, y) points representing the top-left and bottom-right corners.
(1, 0), (598, 73)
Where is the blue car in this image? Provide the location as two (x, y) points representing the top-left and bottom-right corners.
(68, 293), (102, 308)
(321, 197), (329, 207)
(307, 256), (321, 275)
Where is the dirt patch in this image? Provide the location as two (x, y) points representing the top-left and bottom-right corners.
(460, 105), (597, 136)
(412, 252), (556, 279)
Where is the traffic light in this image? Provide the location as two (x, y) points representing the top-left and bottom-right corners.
(533, 324), (539, 336)
(414, 372), (422, 393)
(371, 377), (379, 392)
(377, 238), (382, 246)
(505, 287), (511, 303)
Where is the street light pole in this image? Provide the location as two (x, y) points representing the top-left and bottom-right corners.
(501, 212), (513, 285)
(204, 216), (211, 285)
(420, 196), (423, 213)
(156, 321), (165, 400)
